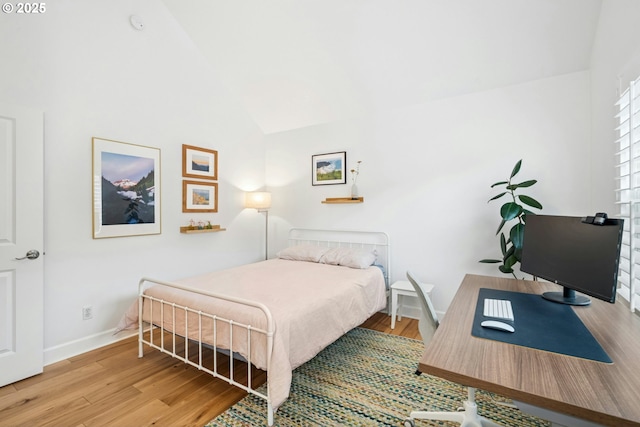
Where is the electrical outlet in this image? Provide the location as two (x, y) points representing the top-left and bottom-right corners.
(82, 305), (93, 320)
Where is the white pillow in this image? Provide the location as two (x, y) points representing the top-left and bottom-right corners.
(319, 247), (377, 269)
(277, 244), (329, 262)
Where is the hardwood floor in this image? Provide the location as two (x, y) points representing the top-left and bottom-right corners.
(0, 312), (420, 427)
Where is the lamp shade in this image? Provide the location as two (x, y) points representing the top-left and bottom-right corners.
(245, 191), (272, 210)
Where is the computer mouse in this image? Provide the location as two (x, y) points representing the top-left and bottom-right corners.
(480, 320), (515, 333)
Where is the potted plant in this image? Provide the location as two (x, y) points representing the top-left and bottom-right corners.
(479, 159), (543, 279)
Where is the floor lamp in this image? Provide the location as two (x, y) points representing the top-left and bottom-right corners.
(245, 191), (272, 260)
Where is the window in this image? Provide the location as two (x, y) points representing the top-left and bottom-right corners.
(615, 75), (640, 312)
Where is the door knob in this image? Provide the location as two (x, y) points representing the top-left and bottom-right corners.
(15, 249), (40, 260)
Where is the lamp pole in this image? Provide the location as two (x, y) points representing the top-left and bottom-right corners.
(260, 209), (269, 260)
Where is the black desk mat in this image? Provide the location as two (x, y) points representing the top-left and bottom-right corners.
(472, 288), (612, 363)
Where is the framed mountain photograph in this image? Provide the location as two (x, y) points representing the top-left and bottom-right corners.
(92, 137), (161, 238)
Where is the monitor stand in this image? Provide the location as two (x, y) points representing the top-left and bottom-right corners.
(542, 287), (591, 306)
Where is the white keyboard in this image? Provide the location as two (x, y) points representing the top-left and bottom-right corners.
(483, 298), (514, 321)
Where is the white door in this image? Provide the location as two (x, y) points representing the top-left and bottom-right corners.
(0, 103), (44, 386)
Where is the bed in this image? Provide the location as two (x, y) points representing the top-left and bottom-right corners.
(118, 228), (390, 426)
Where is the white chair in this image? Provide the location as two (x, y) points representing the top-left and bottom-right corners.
(404, 271), (503, 427)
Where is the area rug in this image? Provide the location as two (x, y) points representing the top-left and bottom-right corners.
(206, 327), (549, 426)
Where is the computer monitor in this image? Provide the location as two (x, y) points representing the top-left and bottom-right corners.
(520, 214), (624, 306)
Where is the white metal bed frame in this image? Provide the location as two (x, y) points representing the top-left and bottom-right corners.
(137, 228), (390, 426)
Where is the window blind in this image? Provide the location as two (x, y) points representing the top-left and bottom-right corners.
(615, 75), (640, 312)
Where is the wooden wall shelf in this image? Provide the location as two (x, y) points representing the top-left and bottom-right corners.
(180, 225), (226, 234)
(321, 197), (364, 204)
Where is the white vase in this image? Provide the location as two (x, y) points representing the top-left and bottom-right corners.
(351, 183), (358, 199)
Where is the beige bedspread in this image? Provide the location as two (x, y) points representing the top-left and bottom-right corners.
(119, 258), (387, 410)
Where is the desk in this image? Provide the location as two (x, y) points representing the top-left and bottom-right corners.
(418, 274), (640, 427)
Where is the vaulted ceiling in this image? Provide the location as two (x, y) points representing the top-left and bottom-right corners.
(162, 0), (603, 134)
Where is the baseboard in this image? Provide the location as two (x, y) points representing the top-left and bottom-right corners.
(44, 328), (137, 366)
(399, 305), (420, 320)
(43, 305), (442, 366)
(396, 304), (445, 322)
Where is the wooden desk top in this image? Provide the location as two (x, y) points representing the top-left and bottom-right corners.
(418, 274), (640, 427)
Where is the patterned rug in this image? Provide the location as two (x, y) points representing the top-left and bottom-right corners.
(206, 328), (549, 426)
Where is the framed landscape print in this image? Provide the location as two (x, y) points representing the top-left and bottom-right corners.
(92, 137), (161, 239)
(183, 180), (218, 213)
(182, 144), (218, 180)
(312, 151), (346, 185)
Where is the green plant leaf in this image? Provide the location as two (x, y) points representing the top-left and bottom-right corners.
(514, 247), (523, 262)
(490, 181), (509, 188)
(507, 180), (537, 190)
(495, 218), (506, 235)
(500, 233), (507, 255)
(499, 264), (514, 274)
(510, 160), (522, 178)
(488, 192), (507, 202)
(510, 223), (525, 249)
(479, 259), (501, 263)
(503, 253), (518, 269)
(515, 179), (537, 188)
(503, 244), (515, 261)
(500, 202), (522, 221)
(518, 195), (543, 210)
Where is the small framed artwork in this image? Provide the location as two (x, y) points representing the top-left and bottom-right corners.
(92, 137), (161, 239)
(183, 180), (218, 213)
(312, 151), (347, 185)
(182, 144), (218, 180)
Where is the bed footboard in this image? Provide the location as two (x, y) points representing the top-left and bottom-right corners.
(137, 277), (276, 426)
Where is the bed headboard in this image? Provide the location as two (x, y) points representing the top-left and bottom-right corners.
(287, 228), (391, 287)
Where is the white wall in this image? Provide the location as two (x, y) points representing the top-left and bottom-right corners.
(0, 0), (268, 363)
(162, 0), (602, 135)
(265, 71), (595, 313)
